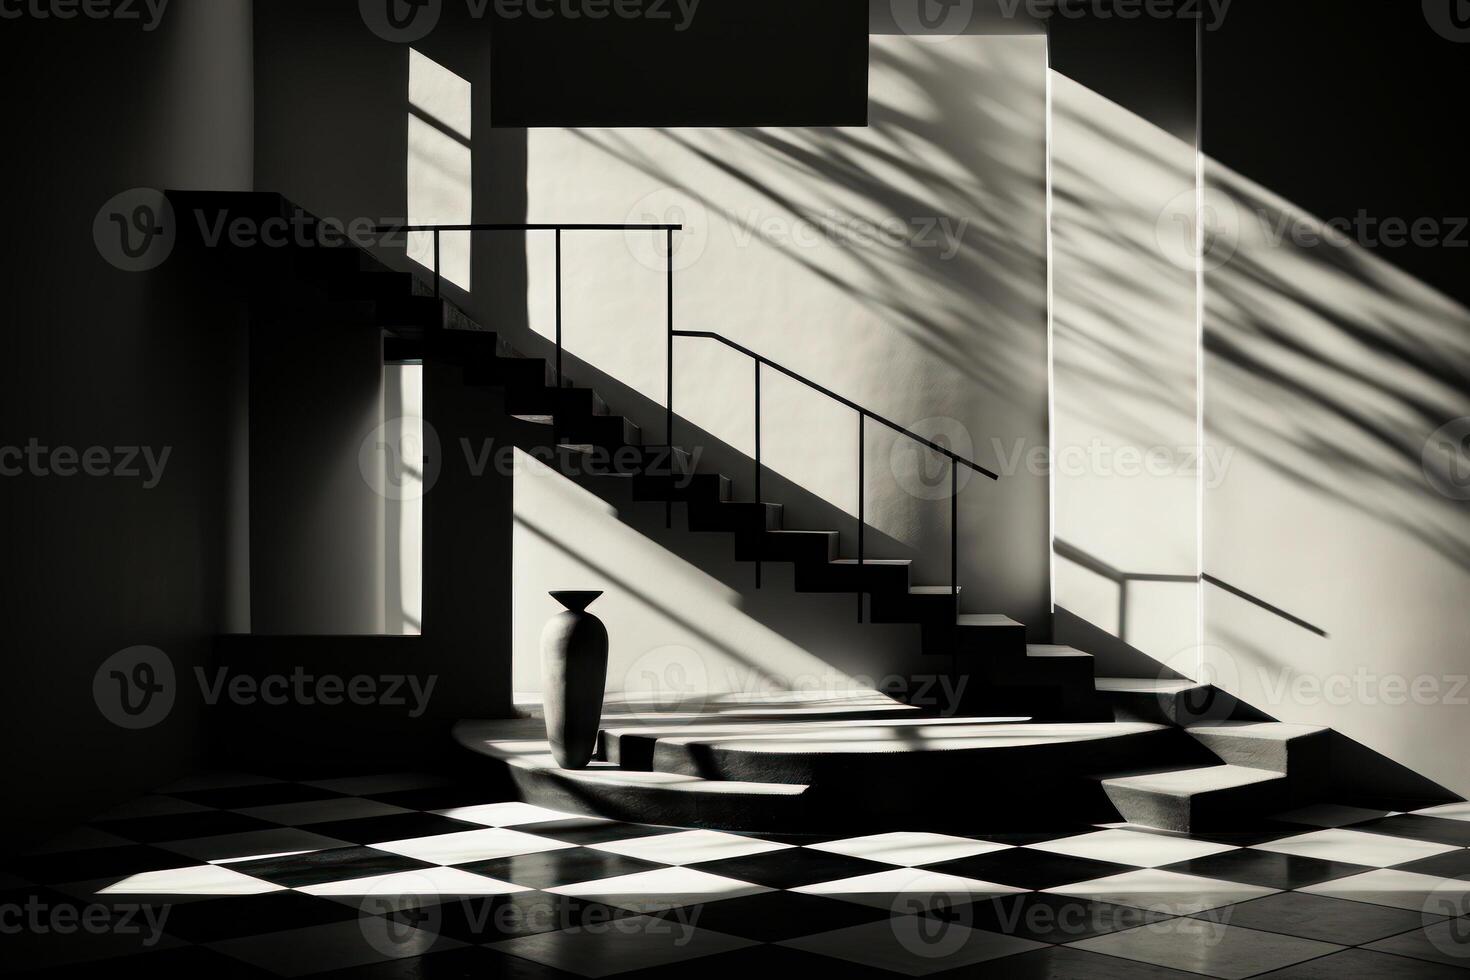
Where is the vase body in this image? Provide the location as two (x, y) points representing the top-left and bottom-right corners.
(539, 591), (608, 769)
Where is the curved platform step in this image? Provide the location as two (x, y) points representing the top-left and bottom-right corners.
(455, 691), (1230, 833)
(1101, 764), (1289, 832)
(453, 719), (814, 831)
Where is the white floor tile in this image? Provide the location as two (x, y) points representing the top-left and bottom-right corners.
(1025, 829), (1238, 867)
(589, 829), (792, 865)
(1299, 869), (1470, 912)
(1251, 828), (1460, 867)
(1412, 802), (1470, 822)
(783, 917), (1046, 976)
(547, 866), (772, 913)
(490, 915), (756, 978)
(97, 864), (286, 897)
(793, 867), (1027, 913)
(371, 827), (575, 865)
(806, 832), (1012, 867)
(1046, 868), (1277, 915)
(297, 865), (529, 907)
(433, 802), (582, 827)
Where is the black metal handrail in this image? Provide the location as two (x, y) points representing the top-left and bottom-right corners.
(670, 328), (998, 609)
(375, 221), (1001, 619)
(372, 221), (681, 387)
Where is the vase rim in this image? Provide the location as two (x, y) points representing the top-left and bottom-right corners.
(549, 590), (603, 612)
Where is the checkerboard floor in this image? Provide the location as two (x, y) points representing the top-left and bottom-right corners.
(3, 772), (1469, 977)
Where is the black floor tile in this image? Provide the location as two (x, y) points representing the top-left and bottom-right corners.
(226, 845), (436, 887)
(1193, 891), (1436, 945)
(922, 848), (1136, 890)
(633, 942), (904, 980)
(89, 810), (277, 843)
(1350, 814), (1470, 847)
(651, 889), (890, 942)
(384, 890), (640, 945)
(944, 945), (1203, 979)
(687, 848), (895, 889)
(459, 847), (667, 890)
(1252, 947), (1470, 979)
(12, 944), (279, 979)
(1159, 849), (1371, 889)
(7, 845), (196, 885)
(314, 944), (542, 979)
(1393, 849), (1470, 880)
(166, 782), (349, 810)
(155, 890), (360, 942)
(506, 818), (683, 846)
(364, 785), (511, 812)
(303, 812), (482, 845)
(957, 892), (1175, 943)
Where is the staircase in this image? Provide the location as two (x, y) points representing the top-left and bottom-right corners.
(185, 192), (1331, 834)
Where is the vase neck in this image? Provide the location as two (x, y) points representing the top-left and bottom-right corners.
(550, 591), (603, 613)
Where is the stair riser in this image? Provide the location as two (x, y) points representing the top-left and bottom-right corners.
(1103, 777), (1289, 833)
(869, 592), (958, 624)
(734, 533), (838, 564)
(1103, 687), (1243, 726)
(1188, 729), (1332, 806)
(687, 502), (783, 533)
(919, 623), (1028, 658)
(794, 564), (910, 594)
(631, 474), (730, 503)
(649, 727), (1195, 787)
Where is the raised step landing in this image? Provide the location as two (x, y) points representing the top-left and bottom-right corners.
(455, 690), (1231, 833)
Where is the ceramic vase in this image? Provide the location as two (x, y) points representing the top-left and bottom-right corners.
(539, 591), (608, 769)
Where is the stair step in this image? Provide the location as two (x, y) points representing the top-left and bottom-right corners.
(1101, 764), (1288, 832)
(796, 558), (911, 594)
(737, 530), (839, 564)
(688, 501), (783, 533)
(1095, 676), (1242, 726)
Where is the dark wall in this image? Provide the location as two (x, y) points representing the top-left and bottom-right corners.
(1204, 1), (1470, 308)
(0, 2), (254, 850)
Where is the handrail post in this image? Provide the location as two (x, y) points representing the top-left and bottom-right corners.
(951, 457), (959, 598)
(432, 229), (441, 300)
(754, 360), (762, 590)
(554, 229), (563, 388)
(857, 413), (865, 622)
(665, 228), (674, 530)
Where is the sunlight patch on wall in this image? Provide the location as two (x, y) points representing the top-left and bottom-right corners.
(407, 49), (471, 291)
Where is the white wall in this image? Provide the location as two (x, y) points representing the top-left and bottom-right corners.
(512, 33), (1051, 694)
(1202, 163), (1470, 799)
(1049, 72), (1200, 678)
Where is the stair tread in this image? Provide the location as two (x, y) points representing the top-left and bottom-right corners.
(1026, 644), (1092, 659)
(1186, 721), (1329, 740)
(831, 558), (911, 566)
(955, 614), (1024, 628)
(1103, 764), (1285, 796)
(769, 530), (837, 537)
(1095, 677), (1204, 694)
(909, 586), (959, 596)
